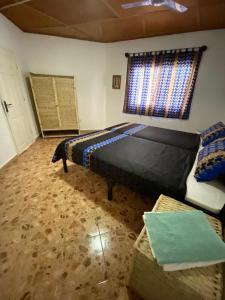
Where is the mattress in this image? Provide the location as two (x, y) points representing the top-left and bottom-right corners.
(106, 123), (200, 151)
(185, 147), (225, 214)
(90, 135), (196, 200)
(52, 130), (196, 200)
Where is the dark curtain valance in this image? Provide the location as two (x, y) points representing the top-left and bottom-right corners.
(123, 46), (206, 119)
(125, 46), (207, 58)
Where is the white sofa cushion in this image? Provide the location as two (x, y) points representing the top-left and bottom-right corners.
(186, 147), (225, 214)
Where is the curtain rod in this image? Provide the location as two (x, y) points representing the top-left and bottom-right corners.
(125, 45), (207, 58)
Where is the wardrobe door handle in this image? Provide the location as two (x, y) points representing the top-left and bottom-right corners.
(3, 101), (9, 113)
(2, 101), (13, 112)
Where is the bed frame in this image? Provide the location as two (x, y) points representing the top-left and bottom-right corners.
(63, 157), (115, 200)
(62, 158), (225, 224)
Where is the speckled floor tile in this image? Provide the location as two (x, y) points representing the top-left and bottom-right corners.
(0, 138), (154, 299)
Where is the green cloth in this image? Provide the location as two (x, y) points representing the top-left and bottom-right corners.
(143, 211), (225, 265)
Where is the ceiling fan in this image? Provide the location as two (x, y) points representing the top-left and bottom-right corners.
(121, 0), (188, 13)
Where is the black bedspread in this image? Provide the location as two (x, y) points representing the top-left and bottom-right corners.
(106, 123), (200, 151)
(52, 129), (197, 200)
(91, 136), (196, 200)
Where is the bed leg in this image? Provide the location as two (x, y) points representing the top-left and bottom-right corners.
(107, 179), (115, 201)
(62, 158), (68, 173)
(219, 204), (225, 226)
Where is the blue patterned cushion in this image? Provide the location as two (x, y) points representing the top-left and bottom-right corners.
(201, 122), (225, 146)
(195, 137), (225, 182)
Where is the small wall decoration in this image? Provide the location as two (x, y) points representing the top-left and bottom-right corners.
(112, 75), (121, 89)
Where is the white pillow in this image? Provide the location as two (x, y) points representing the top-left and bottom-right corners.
(186, 146), (225, 214)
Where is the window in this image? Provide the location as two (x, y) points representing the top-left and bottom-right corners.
(123, 47), (205, 119)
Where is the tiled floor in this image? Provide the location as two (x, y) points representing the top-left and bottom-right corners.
(0, 138), (155, 300)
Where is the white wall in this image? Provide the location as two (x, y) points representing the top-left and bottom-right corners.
(27, 29), (225, 134)
(105, 30), (225, 133)
(22, 33), (106, 130)
(0, 13), (24, 56)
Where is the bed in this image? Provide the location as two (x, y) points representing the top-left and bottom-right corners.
(53, 125), (197, 199)
(52, 123), (225, 221)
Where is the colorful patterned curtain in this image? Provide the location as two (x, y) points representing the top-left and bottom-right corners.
(123, 47), (205, 119)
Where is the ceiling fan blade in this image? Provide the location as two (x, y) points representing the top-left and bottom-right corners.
(162, 0), (188, 12)
(121, 0), (153, 9)
(121, 0), (188, 12)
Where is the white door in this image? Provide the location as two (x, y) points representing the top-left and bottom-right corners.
(0, 49), (33, 154)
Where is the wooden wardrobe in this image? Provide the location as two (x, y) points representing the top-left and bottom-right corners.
(30, 73), (79, 138)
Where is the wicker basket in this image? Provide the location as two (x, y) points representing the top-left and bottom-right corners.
(129, 195), (224, 300)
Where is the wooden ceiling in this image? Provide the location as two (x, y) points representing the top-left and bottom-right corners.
(1, 0), (225, 42)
